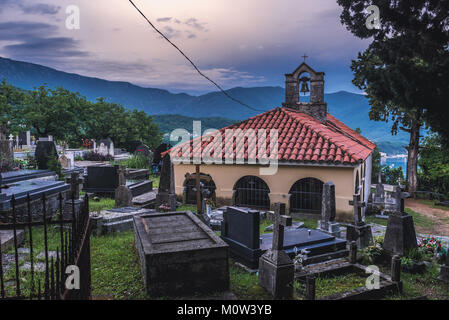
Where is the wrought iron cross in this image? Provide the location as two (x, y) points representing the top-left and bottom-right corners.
(349, 194), (365, 225)
(268, 203), (292, 250)
(302, 54), (308, 63)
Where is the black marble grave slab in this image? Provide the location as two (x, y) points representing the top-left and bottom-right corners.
(1, 170), (55, 184)
(260, 229), (347, 256)
(221, 206), (347, 269)
(83, 165), (119, 195)
(0, 179), (70, 210)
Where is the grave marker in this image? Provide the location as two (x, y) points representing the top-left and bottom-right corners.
(383, 186), (417, 255)
(133, 211), (229, 297)
(115, 166), (133, 207)
(35, 140), (58, 170)
(155, 154), (176, 211)
(317, 181), (341, 237)
(346, 193), (373, 249)
(258, 203), (294, 299)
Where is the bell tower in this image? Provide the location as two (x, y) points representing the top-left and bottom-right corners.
(282, 62), (327, 123)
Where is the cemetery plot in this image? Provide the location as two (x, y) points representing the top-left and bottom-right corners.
(133, 211), (229, 298)
(295, 261), (400, 300)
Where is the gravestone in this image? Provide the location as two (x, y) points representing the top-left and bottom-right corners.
(98, 138), (115, 157)
(317, 181), (340, 237)
(126, 140), (143, 153)
(59, 143), (71, 169)
(115, 166), (133, 207)
(438, 254), (449, 284)
(134, 144), (152, 157)
(18, 131), (27, 147)
(258, 203), (294, 299)
(0, 137), (13, 172)
(346, 194), (373, 248)
(383, 186), (417, 256)
(375, 172), (385, 202)
(63, 172), (84, 219)
(133, 211), (229, 298)
(220, 206), (262, 269)
(221, 206), (347, 269)
(35, 140), (58, 170)
(155, 154), (176, 211)
(83, 165), (119, 195)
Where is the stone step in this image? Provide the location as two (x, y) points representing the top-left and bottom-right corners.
(301, 249), (350, 266)
(0, 229), (26, 251)
(102, 219), (134, 233)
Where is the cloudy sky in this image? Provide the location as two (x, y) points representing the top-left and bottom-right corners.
(0, 0), (370, 94)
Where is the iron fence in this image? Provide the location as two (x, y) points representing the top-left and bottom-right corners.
(0, 192), (91, 300)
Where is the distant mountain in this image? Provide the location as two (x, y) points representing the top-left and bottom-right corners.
(0, 56), (408, 154)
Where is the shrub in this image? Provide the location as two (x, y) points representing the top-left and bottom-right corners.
(360, 236), (385, 265)
(47, 156), (63, 181)
(114, 155), (152, 170)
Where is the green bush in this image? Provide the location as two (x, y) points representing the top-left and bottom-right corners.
(116, 155), (152, 170)
(47, 156), (63, 180)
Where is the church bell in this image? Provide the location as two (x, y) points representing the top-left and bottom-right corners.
(299, 76), (310, 95)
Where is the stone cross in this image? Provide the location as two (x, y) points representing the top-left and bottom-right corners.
(8, 134), (13, 141)
(267, 203), (292, 251)
(349, 194), (365, 225)
(392, 186), (410, 214)
(118, 165), (126, 186)
(378, 171), (382, 184)
(62, 142), (67, 156)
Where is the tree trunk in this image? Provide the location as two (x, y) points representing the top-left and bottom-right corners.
(406, 113), (421, 197)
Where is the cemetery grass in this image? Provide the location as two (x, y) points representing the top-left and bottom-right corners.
(2, 227), (147, 300)
(89, 197), (116, 213)
(365, 208), (435, 231)
(294, 273), (367, 299)
(2, 226), (65, 298)
(149, 173), (160, 189)
(383, 262), (449, 300)
(90, 231), (147, 300)
(229, 260), (272, 300)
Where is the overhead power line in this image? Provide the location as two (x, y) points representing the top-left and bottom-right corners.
(128, 0), (265, 112)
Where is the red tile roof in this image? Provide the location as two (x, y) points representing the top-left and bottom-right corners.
(168, 107), (376, 165)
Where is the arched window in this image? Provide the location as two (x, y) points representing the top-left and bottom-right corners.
(183, 176), (216, 204)
(289, 178), (324, 214)
(233, 176), (270, 209)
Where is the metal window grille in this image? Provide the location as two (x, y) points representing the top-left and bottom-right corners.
(233, 176), (270, 209)
(289, 178), (323, 214)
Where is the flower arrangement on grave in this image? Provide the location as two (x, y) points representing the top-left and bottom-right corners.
(293, 247), (310, 272)
(360, 236), (385, 265)
(205, 198), (215, 209)
(159, 202), (171, 212)
(418, 236), (448, 263)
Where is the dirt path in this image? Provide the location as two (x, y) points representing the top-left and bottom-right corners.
(405, 199), (449, 236)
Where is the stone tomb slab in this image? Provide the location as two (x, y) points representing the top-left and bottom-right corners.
(260, 229), (347, 257)
(1, 170), (56, 184)
(91, 207), (154, 235)
(133, 211), (229, 298)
